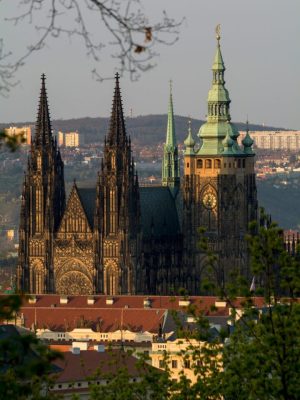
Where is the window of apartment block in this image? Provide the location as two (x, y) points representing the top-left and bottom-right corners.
(159, 360), (165, 368)
(171, 359), (178, 369)
(184, 359), (191, 369)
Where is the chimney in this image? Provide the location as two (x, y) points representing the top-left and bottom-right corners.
(143, 298), (152, 308)
(214, 300), (227, 308)
(87, 296), (95, 305)
(94, 345), (105, 352)
(28, 295), (37, 304)
(60, 296), (68, 305)
(106, 297), (114, 305)
(179, 299), (190, 307)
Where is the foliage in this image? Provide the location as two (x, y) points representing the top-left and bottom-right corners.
(0, 0), (182, 94)
(0, 295), (62, 399)
(0, 129), (26, 151)
(88, 350), (170, 400)
(220, 213), (300, 400)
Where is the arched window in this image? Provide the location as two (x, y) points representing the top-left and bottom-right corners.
(197, 159), (203, 169)
(205, 159), (212, 169)
(214, 159), (221, 169)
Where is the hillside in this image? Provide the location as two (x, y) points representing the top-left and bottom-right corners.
(0, 115), (288, 146)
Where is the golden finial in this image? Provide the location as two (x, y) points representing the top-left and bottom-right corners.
(215, 24), (221, 42)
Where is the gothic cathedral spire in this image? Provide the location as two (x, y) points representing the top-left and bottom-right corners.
(162, 81), (180, 190)
(107, 73), (127, 146)
(96, 74), (140, 296)
(17, 74), (65, 294)
(34, 73), (52, 147)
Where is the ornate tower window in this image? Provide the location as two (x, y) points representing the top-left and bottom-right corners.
(197, 159), (203, 169)
(214, 159), (221, 169)
(37, 154), (42, 170)
(205, 159), (212, 168)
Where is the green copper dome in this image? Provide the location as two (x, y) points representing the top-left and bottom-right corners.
(198, 27), (243, 156)
(184, 121), (195, 155)
(242, 120), (255, 155)
(222, 126), (234, 155)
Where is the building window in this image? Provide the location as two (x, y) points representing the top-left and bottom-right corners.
(238, 159), (241, 168)
(171, 360), (178, 369)
(184, 360), (191, 369)
(229, 163), (232, 168)
(243, 159), (246, 168)
(197, 159), (203, 169)
(159, 360), (165, 368)
(187, 162), (190, 168)
(214, 159), (221, 169)
(205, 159), (212, 168)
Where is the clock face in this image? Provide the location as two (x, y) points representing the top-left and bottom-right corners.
(202, 192), (217, 210)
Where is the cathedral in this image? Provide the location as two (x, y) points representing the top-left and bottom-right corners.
(17, 31), (257, 296)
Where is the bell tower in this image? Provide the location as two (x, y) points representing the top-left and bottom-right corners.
(183, 26), (257, 290)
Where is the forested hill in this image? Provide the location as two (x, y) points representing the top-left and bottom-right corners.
(0, 115), (288, 146)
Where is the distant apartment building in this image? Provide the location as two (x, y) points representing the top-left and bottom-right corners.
(57, 131), (80, 147)
(5, 126), (31, 145)
(57, 131), (64, 146)
(239, 131), (300, 151)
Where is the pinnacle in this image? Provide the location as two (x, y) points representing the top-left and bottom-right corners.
(34, 74), (52, 147)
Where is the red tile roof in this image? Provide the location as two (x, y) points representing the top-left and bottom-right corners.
(0, 294), (267, 332)
(53, 350), (144, 383)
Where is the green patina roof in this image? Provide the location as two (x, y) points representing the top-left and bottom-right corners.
(165, 81), (176, 148)
(212, 42), (225, 71)
(139, 186), (181, 238)
(162, 82), (180, 188)
(197, 30), (245, 157)
(242, 122), (255, 155)
(184, 121), (195, 155)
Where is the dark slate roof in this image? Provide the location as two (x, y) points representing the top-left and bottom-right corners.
(139, 186), (181, 238)
(77, 188), (97, 229)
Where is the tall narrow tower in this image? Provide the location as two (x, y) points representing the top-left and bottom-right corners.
(18, 75), (65, 293)
(96, 73), (140, 295)
(183, 27), (257, 291)
(162, 81), (180, 191)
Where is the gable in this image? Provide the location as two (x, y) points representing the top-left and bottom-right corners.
(57, 186), (93, 234)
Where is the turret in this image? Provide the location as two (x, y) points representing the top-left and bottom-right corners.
(184, 120), (195, 155)
(242, 119), (255, 155)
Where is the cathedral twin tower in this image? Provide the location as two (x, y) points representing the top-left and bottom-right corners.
(18, 32), (257, 296)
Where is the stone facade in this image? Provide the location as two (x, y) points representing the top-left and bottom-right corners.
(18, 33), (257, 296)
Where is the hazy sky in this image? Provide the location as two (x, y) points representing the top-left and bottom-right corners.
(0, 0), (299, 129)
